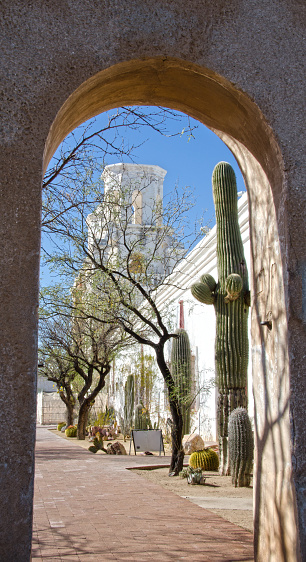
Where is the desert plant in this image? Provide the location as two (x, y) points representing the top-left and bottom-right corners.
(179, 466), (206, 484)
(171, 329), (192, 436)
(134, 403), (152, 430)
(57, 422), (66, 431)
(228, 407), (253, 487)
(93, 405), (116, 427)
(88, 433), (107, 454)
(191, 162), (250, 474)
(65, 425), (77, 437)
(123, 374), (134, 437)
(189, 448), (219, 471)
(179, 468), (189, 479)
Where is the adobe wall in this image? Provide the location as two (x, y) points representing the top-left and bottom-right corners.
(0, 2), (304, 560)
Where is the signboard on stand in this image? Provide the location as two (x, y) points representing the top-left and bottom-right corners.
(129, 429), (165, 456)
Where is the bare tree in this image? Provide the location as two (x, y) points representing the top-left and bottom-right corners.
(41, 107), (195, 237)
(39, 300), (130, 439)
(45, 169), (205, 473)
(38, 336), (77, 427)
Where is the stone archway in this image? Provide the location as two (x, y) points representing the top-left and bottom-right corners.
(1, 3), (304, 561)
(42, 59), (297, 560)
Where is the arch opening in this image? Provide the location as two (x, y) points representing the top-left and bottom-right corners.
(43, 57), (296, 559)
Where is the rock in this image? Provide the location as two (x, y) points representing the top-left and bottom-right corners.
(183, 434), (205, 455)
(106, 441), (127, 455)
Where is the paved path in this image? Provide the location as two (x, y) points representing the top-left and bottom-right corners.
(32, 428), (254, 561)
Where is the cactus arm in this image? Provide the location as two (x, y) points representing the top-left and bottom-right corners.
(224, 273), (243, 303)
(191, 280), (216, 305)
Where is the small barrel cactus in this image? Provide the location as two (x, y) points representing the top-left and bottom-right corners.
(57, 422), (66, 432)
(65, 425), (77, 437)
(171, 328), (192, 436)
(189, 448), (219, 471)
(228, 407), (253, 487)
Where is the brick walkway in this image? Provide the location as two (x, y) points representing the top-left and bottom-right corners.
(32, 428), (254, 561)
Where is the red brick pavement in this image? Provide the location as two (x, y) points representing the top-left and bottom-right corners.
(32, 428), (254, 561)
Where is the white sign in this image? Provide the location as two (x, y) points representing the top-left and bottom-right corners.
(130, 429), (165, 456)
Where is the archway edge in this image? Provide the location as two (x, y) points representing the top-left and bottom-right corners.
(44, 57), (283, 187)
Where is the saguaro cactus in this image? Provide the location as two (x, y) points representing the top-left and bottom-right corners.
(191, 162), (250, 474)
(228, 408), (253, 487)
(124, 374), (134, 436)
(134, 403), (152, 430)
(171, 328), (192, 436)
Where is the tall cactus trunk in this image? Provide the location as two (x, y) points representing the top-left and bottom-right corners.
(213, 163), (249, 474)
(171, 328), (192, 437)
(191, 162), (250, 475)
(124, 374), (134, 437)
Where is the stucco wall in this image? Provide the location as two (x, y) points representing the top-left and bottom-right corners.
(37, 391), (67, 425)
(0, 2), (304, 560)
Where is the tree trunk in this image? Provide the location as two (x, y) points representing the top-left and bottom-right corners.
(77, 400), (91, 440)
(76, 366), (109, 440)
(58, 388), (75, 428)
(66, 402), (75, 427)
(169, 400), (184, 475)
(155, 346), (184, 475)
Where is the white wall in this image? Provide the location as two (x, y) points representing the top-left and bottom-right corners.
(103, 193), (253, 442)
(36, 391), (67, 425)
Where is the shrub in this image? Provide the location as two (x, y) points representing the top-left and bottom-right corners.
(57, 422), (66, 432)
(65, 425), (77, 437)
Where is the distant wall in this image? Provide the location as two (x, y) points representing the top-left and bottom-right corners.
(36, 392), (67, 425)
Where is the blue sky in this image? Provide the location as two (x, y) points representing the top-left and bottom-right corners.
(90, 108), (245, 220)
(41, 107), (245, 285)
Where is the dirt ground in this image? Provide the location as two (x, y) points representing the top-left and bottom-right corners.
(49, 429), (253, 533)
(131, 467), (253, 532)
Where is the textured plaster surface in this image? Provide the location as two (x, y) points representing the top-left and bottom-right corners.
(0, 1), (305, 561)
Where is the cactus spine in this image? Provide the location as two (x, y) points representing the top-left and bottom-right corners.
(124, 374), (134, 435)
(189, 448), (219, 471)
(191, 162), (250, 475)
(171, 328), (192, 436)
(228, 408), (253, 487)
